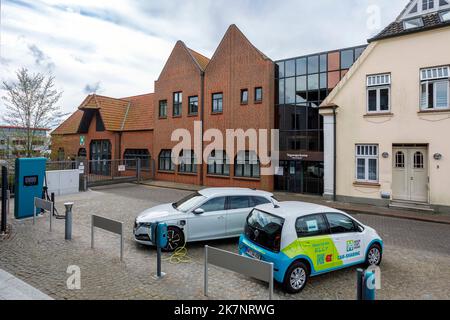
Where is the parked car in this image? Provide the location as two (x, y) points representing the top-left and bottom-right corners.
(238, 201), (383, 293)
(134, 188), (277, 251)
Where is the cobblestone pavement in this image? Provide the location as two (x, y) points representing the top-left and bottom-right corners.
(1, 183), (449, 300)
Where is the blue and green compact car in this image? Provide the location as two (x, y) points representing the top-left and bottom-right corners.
(239, 201), (383, 293)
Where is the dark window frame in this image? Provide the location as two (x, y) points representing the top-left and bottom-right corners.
(234, 151), (261, 179)
(241, 89), (248, 105)
(158, 149), (174, 172)
(178, 149), (197, 174)
(159, 100), (168, 118)
(207, 150), (230, 176)
(188, 96), (199, 115)
(212, 92), (223, 113)
(255, 87), (263, 102)
(173, 92), (182, 117)
(124, 149), (150, 170)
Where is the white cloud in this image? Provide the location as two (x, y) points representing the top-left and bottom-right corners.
(0, 0), (410, 124)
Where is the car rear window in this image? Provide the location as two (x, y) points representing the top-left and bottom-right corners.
(245, 209), (284, 252)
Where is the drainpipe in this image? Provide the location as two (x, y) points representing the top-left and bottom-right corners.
(333, 106), (337, 202)
(200, 71), (205, 186)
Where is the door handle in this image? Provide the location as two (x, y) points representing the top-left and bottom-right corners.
(217, 216), (225, 220)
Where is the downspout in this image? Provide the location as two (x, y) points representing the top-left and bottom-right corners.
(333, 106), (337, 202)
(200, 71), (205, 186)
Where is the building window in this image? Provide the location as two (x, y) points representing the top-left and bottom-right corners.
(159, 100), (167, 118)
(188, 96), (198, 115)
(124, 149), (150, 169)
(422, 0), (434, 10)
(420, 66), (449, 110)
(404, 17), (424, 29)
(158, 149), (174, 171)
(173, 92), (182, 116)
(395, 151), (405, 168)
(367, 74), (391, 113)
(178, 150), (197, 173)
(241, 89), (248, 104)
(441, 10), (450, 22)
(356, 145), (378, 182)
(235, 150), (260, 178)
(255, 87), (263, 102)
(207, 150), (230, 176)
(212, 93), (223, 113)
(414, 152), (424, 169)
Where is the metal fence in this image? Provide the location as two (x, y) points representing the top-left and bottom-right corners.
(47, 157), (154, 187)
(1, 157), (154, 194)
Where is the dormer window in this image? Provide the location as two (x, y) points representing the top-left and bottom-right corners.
(441, 10), (450, 21)
(404, 17), (424, 29)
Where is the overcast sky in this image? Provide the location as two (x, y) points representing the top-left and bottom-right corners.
(0, 0), (409, 121)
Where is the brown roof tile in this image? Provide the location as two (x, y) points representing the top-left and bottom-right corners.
(52, 110), (83, 135)
(369, 12), (450, 42)
(121, 93), (154, 131)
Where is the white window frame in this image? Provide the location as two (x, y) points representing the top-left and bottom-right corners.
(366, 74), (391, 113)
(355, 144), (379, 183)
(403, 17), (424, 29)
(420, 66), (450, 110)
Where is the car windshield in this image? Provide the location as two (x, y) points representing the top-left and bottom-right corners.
(245, 209), (284, 252)
(173, 192), (206, 212)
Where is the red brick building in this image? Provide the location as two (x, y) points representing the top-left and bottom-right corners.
(51, 25), (276, 191)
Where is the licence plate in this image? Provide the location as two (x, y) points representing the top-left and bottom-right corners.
(246, 248), (261, 260)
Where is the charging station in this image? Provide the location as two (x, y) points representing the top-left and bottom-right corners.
(14, 158), (47, 219)
(151, 222), (168, 278)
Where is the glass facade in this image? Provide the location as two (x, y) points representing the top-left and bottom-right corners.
(275, 45), (367, 195)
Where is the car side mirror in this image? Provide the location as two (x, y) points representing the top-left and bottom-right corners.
(193, 208), (205, 215)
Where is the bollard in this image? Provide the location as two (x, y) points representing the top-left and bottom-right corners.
(64, 202), (74, 240)
(356, 268), (364, 300)
(363, 269), (376, 300)
(1, 166), (7, 234)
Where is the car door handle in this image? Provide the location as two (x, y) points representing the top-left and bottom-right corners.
(217, 216), (225, 220)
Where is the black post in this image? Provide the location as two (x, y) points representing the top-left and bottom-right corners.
(1, 166), (8, 233)
(51, 192), (55, 217)
(356, 268), (364, 300)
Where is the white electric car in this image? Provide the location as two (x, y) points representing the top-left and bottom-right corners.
(134, 188), (277, 250)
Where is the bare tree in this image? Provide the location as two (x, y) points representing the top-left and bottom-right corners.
(1, 68), (64, 157)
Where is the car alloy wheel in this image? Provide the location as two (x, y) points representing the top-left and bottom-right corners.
(166, 228), (183, 251)
(368, 247), (381, 265)
(290, 267), (306, 290)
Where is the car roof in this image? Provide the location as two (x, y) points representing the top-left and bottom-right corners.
(255, 201), (344, 219)
(198, 187), (273, 198)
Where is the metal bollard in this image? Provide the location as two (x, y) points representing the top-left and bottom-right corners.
(64, 202), (74, 240)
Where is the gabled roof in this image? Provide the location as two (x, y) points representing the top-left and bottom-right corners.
(369, 0), (450, 42)
(51, 110), (84, 135)
(205, 24), (272, 72)
(53, 93), (154, 135)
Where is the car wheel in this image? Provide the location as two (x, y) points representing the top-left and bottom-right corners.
(365, 244), (382, 267)
(164, 226), (185, 252)
(283, 261), (309, 294)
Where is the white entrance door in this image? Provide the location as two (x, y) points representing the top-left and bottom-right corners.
(392, 147), (428, 202)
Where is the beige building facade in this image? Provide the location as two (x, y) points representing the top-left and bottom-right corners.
(320, 3), (450, 212)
